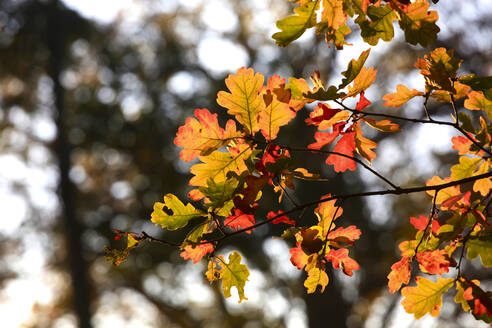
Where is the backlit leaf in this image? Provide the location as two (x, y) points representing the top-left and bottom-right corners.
(259, 76), (296, 140)
(217, 67), (265, 134)
(426, 176), (461, 205)
(224, 208), (256, 234)
(174, 108), (243, 162)
(315, 195), (343, 236)
(272, 0), (319, 47)
(416, 249), (450, 275)
(383, 84), (424, 107)
(398, 0), (440, 47)
(354, 123), (377, 164)
(346, 66), (377, 98)
(358, 5), (396, 45)
(327, 225), (361, 246)
(326, 131), (357, 172)
(362, 118), (400, 132)
(464, 91), (492, 113)
(339, 49), (371, 89)
(221, 251), (250, 303)
(189, 142), (252, 188)
(387, 257), (411, 294)
(467, 233), (492, 267)
(180, 242), (214, 263)
(450, 156), (481, 180)
(290, 244), (309, 270)
(401, 277), (454, 319)
(304, 267), (329, 293)
(151, 194), (207, 230)
(415, 48), (461, 92)
(325, 248), (360, 276)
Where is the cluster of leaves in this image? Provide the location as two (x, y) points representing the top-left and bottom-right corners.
(273, 0), (440, 49)
(383, 48), (492, 324)
(105, 0), (492, 324)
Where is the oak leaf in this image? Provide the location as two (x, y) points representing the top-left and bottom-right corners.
(224, 208), (256, 234)
(401, 277), (454, 319)
(304, 267), (329, 293)
(174, 108), (242, 162)
(151, 194), (207, 230)
(272, 1), (319, 47)
(325, 248), (360, 276)
(383, 84), (424, 107)
(326, 131), (357, 172)
(220, 251), (250, 303)
(387, 256), (411, 294)
(217, 67), (264, 134)
(346, 66), (377, 98)
(180, 242), (214, 263)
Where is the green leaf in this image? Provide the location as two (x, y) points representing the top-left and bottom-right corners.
(199, 177), (240, 209)
(339, 49), (371, 89)
(358, 5), (396, 46)
(305, 85), (345, 101)
(401, 277), (454, 319)
(450, 157), (481, 180)
(151, 194), (207, 230)
(221, 251), (250, 303)
(185, 219), (216, 244)
(458, 113), (475, 133)
(398, 0), (440, 47)
(272, 1), (319, 47)
(459, 74), (492, 91)
(467, 233), (492, 267)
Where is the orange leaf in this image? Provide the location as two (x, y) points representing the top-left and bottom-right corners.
(346, 66), (377, 98)
(325, 248), (360, 276)
(416, 249), (450, 275)
(383, 84), (424, 107)
(224, 208), (256, 234)
(387, 256), (411, 294)
(464, 91), (492, 111)
(290, 244), (309, 270)
(354, 123), (377, 164)
(362, 118), (400, 132)
(426, 176), (461, 205)
(175, 108), (243, 162)
(180, 242), (214, 263)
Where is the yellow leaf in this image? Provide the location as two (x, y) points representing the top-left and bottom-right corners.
(314, 195), (342, 236)
(425, 176), (461, 205)
(346, 66), (377, 98)
(220, 251), (250, 303)
(259, 76), (296, 140)
(304, 267), (329, 293)
(217, 67), (265, 134)
(473, 161), (492, 196)
(401, 277), (454, 319)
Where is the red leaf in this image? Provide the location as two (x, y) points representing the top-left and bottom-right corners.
(267, 210), (295, 225)
(416, 249), (450, 275)
(387, 257), (411, 293)
(224, 209), (256, 234)
(180, 242), (214, 263)
(325, 248), (360, 276)
(308, 123), (343, 150)
(255, 143), (290, 178)
(305, 103), (340, 126)
(410, 215), (428, 231)
(326, 132), (357, 172)
(355, 91), (371, 111)
(290, 244), (309, 270)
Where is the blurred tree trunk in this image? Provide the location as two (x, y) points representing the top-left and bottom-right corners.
(45, 1), (93, 327)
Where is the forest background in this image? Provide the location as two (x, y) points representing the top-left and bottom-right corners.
(0, 0), (491, 327)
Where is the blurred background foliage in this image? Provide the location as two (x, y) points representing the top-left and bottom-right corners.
(0, 0), (491, 327)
